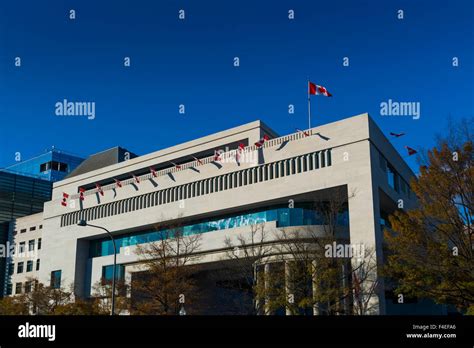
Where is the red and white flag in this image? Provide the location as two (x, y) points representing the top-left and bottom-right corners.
(150, 167), (157, 177)
(238, 143), (245, 152)
(95, 183), (104, 196)
(191, 156), (203, 165)
(405, 146), (417, 156)
(254, 135), (269, 148)
(133, 174), (140, 183)
(79, 187), (85, 201)
(170, 162), (181, 169)
(61, 192), (69, 206)
(309, 82), (332, 97)
(296, 128), (310, 137)
(214, 150), (222, 162)
(114, 178), (122, 188)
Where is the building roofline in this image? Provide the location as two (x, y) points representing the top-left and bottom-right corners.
(53, 120), (278, 188)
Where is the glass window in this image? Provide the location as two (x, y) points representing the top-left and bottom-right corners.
(26, 260), (33, 272)
(19, 242), (25, 254)
(15, 283), (22, 294)
(51, 270), (62, 289)
(25, 281), (32, 293)
(102, 264), (125, 283)
(387, 164), (399, 192)
(28, 240), (35, 252)
(17, 262), (24, 274)
(36, 259), (40, 271)
(38, 238), (42, 250)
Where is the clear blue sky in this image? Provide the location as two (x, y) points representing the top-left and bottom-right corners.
(1, 0), (472, 171)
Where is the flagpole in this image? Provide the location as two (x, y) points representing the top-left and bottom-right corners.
(307, 77), (311, 129)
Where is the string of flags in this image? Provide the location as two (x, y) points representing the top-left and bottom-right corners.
(59, 127), (316, 207)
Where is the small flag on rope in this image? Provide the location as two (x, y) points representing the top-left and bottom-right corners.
(79, 187), (85, 201)
(390, 132), (405, 138)
(170, 162), (181, 169)
(150, 167), (157, 177)
(254, 135), (269, 148)
(191, 156), (203, 165)
(238, 143), (245, 152)
(95, 183), (104, 196)
(296, 128), (310, 137)
(133, 174), (140, 184)
(405, 146), (418, 156)
(61, 192), (69, 206)
(114, 179), (122, 188)
(213, 150), (222, 162)
(309, 82), (332, 97)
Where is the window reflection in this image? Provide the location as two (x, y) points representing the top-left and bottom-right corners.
(90, 204), (349, 258)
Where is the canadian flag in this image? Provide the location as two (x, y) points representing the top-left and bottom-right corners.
(170, 162), (181, 169)
(214, 150), (222, 162)
(133, 174), (140, 183)
(405, 146), (418, 156)
(191, 156), (203, 165)
(95, 183), (104, 196)
(309, 82), (332, 97)
(79, 187), (85, 201)
(61, 192), (69, 206)
(296, 128), (310, 137)
(114, 178), (122, 188)
(238, 143), (245, 152)
(150, 167), (157, 177)
(254, 135), (270, 148)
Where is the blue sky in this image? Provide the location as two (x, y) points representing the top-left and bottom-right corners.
(0, 0), (472, 171)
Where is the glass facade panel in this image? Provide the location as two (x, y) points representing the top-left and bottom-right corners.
(89, 203), (349, 258)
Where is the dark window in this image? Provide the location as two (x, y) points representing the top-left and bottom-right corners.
(38, 238), (42, 250)
(17, 262), (24, 274)
(36, 259), (40, 271)
(40, 162), (50, 172)
(20, 229), (26, 234)
(15, 283), (22, 294)
(19, 242), (25, 254)
(26, 260), (33, 272)
(102, 264), (125, 284)
(29, 226), (36, 231)
(51, 270), (62, 289)
(39, 225), (43, 229)
(40, 161), (68, 173)
(25, 281), (32, 293)
(28, 240), (35, 251)
(387, 164), (399, 192)
(6, 283), (12, 295)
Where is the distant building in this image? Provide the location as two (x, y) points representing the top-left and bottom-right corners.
(0, 148), (84, 295)
(1, 147), (136, 297)
(3, 148), (85, 182)
(0, 171), (52, 296)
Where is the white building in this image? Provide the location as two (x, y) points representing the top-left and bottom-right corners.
(7, 113), (438, 314)
(4, 213), (43, 296)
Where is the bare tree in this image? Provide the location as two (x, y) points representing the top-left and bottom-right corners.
(220, 223), (274, 314)
(131, 219), (203, 315)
